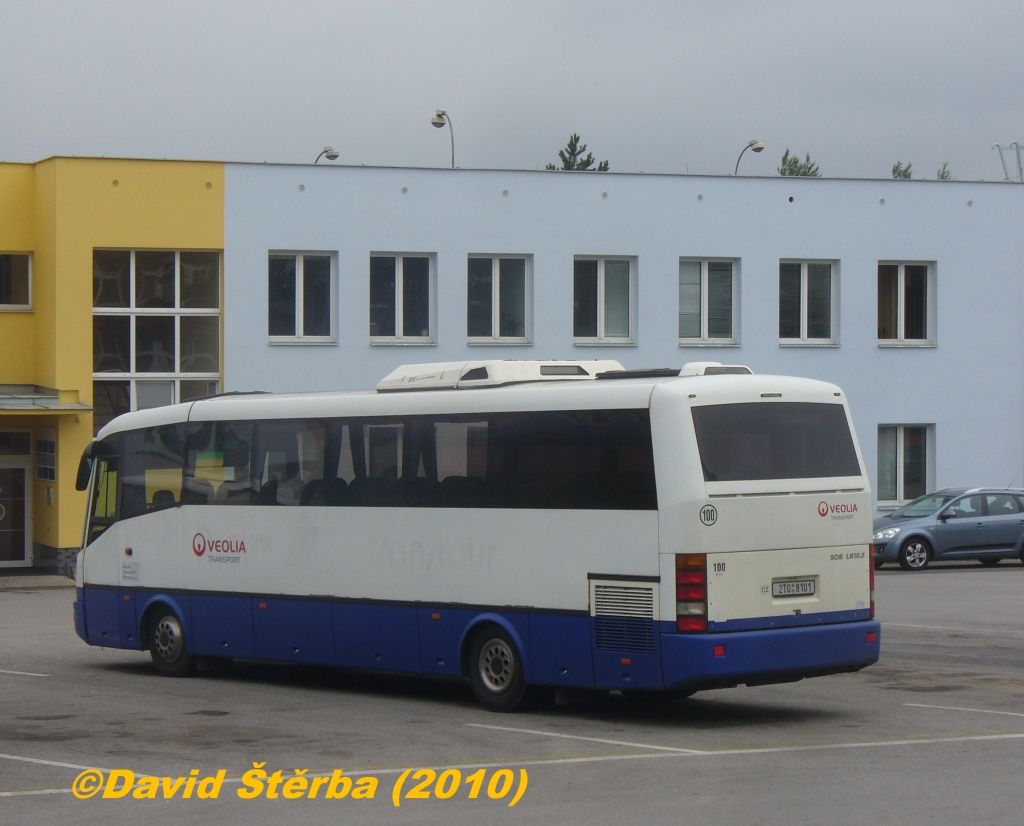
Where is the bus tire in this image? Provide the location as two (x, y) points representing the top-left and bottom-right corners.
(898, 538), (931, 571)
(148, 608), (195, 677)
(467, 627), (531, 712)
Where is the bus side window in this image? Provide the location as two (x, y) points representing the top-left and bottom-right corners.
(86, 455), (119, 544)
(120, 425), (187, 519)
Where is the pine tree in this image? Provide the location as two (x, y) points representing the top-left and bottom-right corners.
(936, 162), (952, 181)
(892, 161), (913, 179)
(778, 149), (821, 177)
(546, 133), (610, 171)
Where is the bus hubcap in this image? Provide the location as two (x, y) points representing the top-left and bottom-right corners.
(154, 616), (184, 663)
(479, 639), (514, 693)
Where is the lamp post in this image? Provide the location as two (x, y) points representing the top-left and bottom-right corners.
(431, 109), (455, 168)
(314, 146), (339, 164)
(733, 139), (765, 175)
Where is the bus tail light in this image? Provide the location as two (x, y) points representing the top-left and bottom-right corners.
(868, 544), (876, 619)
(675, 553), (707, 633)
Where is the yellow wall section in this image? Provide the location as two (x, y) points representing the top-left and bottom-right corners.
(0, 164), (37, 382)
(0, 158), (224, 550)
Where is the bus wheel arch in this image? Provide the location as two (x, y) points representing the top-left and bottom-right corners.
(141, 599), (195, 677)
(460, 618), (533, 712)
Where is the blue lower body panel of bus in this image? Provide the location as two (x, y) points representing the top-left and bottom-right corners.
(73, 585), (879, 693)
(660, 620), (881, 692)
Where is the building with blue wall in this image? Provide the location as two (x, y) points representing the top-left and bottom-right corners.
(222, 164), (1024, 512)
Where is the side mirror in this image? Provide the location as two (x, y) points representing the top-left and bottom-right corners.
(75, 454), (92, 491)
(938, 510), (952, 522)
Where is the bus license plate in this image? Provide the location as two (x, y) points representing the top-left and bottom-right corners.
(772, 578), (816, 598)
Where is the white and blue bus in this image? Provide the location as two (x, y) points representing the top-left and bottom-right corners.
(74, 360), (879, 711)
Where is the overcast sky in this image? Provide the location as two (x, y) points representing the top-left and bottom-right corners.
(2, 0), (1022, 180)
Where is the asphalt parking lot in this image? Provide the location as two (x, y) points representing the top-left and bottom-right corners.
(2, 563), (1022, 825)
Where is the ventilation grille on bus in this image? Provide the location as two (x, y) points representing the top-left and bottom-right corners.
(590, 581), (658, 653)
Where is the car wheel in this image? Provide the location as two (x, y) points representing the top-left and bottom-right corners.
(468, 626), (532, 712)
(979, 558), (1000, 567)
(148, 608), (195, 677)
(898, 538), (931, 571)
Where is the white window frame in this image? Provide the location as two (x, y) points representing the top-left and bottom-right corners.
(877, 424), (934, 507)
(35, 429), (57, 482)
(778, 260), (838, 346)
(467, 254), (532, 345)
(92, 250), (221, 428)
(0, 252), (31, 310)
(267, 251), (337, 345)
(369, 253), (437, 345)
(678, 258), (739, 346)
(572, 256), (638, 346)
(877, 261), (935, 346)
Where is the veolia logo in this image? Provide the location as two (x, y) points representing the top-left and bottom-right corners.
(819, 501), (859, 518)
(192, 533), (207, 557)
(699, 504), (718, 527)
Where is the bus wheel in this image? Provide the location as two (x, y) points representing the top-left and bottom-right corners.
(468, 627), (530, 712)
(148, 609), (195, 677)
(898, 538), (931, 571)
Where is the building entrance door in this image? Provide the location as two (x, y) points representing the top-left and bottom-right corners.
(0, 461), (31, 567)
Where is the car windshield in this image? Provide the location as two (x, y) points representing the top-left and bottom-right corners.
(890, 492), (958, 518)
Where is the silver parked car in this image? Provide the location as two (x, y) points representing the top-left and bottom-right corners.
(873, 488), (1024, 570)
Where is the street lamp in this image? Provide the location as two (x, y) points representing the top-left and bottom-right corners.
(314, 146), (339, 164)
(431, 109), (455, 168)
(733, 139), (765, 175)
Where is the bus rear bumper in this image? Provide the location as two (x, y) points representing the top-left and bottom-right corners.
(661, 620), (881, 692)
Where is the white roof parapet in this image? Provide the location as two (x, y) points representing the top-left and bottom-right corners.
(376, 360), (626, 392)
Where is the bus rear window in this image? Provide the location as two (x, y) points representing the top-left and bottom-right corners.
(692, 402), (860, 482)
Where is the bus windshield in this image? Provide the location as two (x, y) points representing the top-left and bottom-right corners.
(692, 402), (860, 482)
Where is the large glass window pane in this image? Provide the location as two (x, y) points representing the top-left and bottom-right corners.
(603, 260), (630, 338)
(467, 258), (493, 337)
(180, 316), (219, 373)
(402, 257), (430, 337)
(0, 254), (29, 305)
(136, 380), (174, 410)
(93, 381), (130, 435)
(807, 263), (832, 339)
(93, 250), (130, 308)
(135, 316), (175, 372)
(573, 260), (598, 337)
(678, 260), (702, 338)
(904, 265), (928, 340)
(877, 426), (897, 501)
(707, 262), (733, 339)
(498, 258), (526, 337)
(268, 256), (296, 336)
(369, 256), (396, 336)
(903, 425), (927, 500)
(180, 380), (219, 401)
(180, 252), (219, 308)
(303, 255), (332, 337)
(877, 264), (898, 339)
(93, 316), (130, 373)
(136, 251), (175, 308)
(779, 263), (801, 338)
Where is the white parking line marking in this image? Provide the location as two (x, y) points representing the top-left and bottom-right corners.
(466, 722), (707, 753)
(466, 724), (1024, 759)
(0, 669), (51, 678)
(4, 732), (1024, 798)
(885, 623), (1024, 638)
(905, 703), (1024, 719)
(0, 753), (110, 771)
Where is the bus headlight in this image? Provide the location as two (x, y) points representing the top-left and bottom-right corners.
(873, 527), (901, 541)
